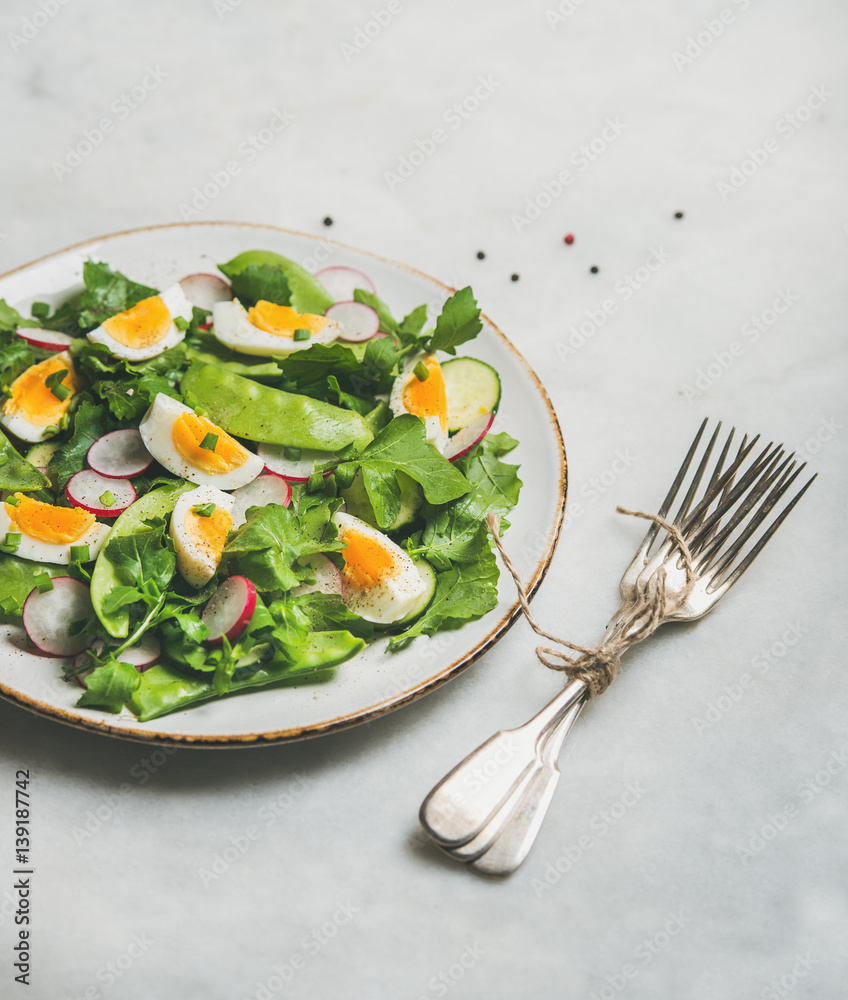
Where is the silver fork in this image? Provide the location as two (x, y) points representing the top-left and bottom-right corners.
(419, 420), (816, 876)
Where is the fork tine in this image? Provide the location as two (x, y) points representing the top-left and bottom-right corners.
(639, 417), (708, 557)
(693, 453), (797, 569)
(710, 469), (816, 589)
(681, 434), (765, 532)
(672, 422), (723, 527)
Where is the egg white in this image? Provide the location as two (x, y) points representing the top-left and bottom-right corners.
(389, 353), (449, 453)
(212, 299), (342, 358)
(169, 485), (234, 588)
(0, 351), (76, 444)
(333, 512), (427, 625)
(0, 501), (110, 565)
(139, 393), (263, 490)
(87, 283), (193, 362)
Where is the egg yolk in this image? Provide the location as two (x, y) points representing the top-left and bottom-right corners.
(5, 493), (94, 544)
(172, 412), (249, 474)
(3, 356), (78, 427)
(185, 506), (232, 561)
(338, 527), (401, 591)
(403, 356), (448, 431)
(101, 294), (171, 349)
(247, 301), (328, 339)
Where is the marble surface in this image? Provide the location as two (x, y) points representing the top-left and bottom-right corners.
(1, 0), (846, 997)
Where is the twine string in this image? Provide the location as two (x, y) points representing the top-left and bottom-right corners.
(487, 507), (697, 698)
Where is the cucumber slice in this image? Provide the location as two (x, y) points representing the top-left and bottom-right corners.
(25, 442), (58, 467)
(441, 357), (501, 432)
(375, 559), (436, 630)
(341, 469), (423, 532)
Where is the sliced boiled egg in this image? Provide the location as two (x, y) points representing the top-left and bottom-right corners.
(0, 352), (79, 443)
(212, 299), (342, 358)
(87, 283), (193, 362)
(333, 512), (427, 625)
(0, 493), (109, 564)
(389, 353), (449, 452)
(169, 485), (234, 588)
(139, 394), (263, 490)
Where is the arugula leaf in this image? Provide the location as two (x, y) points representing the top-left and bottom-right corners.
(185, 331), (282, 381)
(76, 657), (141, 713)
(427, 286), (482, 355)
(389, 554), (499, 648)
(398, 304), (428, 341)
(0, 330), (38, 387)
(222, 499), (344, 592)
(0, 429), (50, 491)
(220, 263), (291, 308)
(105, 522), (176, 599)
(353, 289), (398, 335)
(76, 261), (157, 330)
(0, 300), (38, 333)
(47, 398), (116, 490)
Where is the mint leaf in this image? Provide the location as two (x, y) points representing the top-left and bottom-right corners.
(77, 261), (157, 330)
(220, 263), (291, 308)
(428, 286), (482, 355)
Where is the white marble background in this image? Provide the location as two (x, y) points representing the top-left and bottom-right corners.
(1, 0), (846, 997)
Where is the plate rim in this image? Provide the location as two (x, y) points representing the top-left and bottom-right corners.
(0, 221), (567, 748)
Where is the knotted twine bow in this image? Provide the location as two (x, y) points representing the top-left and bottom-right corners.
(486, 507), (697, 698)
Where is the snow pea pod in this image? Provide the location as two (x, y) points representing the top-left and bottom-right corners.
(219, 250), (334, 315)
(181, 362), (374, 452)
(90, 480), (194, 638)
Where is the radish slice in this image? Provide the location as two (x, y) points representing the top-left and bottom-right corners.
(179, 273), (233, 311)
(87, 429), (153, 479)
(291, 555), (343, 597)
(15, 328), (75, 352)
(71, 635), (161, 687)
(201, 576), (257, 645)
(326, 301), (380, 342)
(66, 470), (136, 517)
(444, 413), (495, 462)
(315, 266), (376, 301)
(258, 444), (333, 483)
(231, 474), (292, 527)
(23, 578), (94, 657)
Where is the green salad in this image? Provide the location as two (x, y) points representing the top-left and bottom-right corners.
(0, 250), (520, 721)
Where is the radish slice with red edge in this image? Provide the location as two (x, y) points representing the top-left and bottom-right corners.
(15, 328), (75, 352)
(231, 474), (292, 527)
(258, 444), (333, 483)
(326, 301), (380, 342)
(201, 576), (257, 645)
(71, 635), (160, 687)
(87, 429), (152, 479)
(66, 470), (136, 517)
(444, 412), (495, 462)
(315, 266), (376, 301)
(178, 273), (233, 311)
(291, 555), (343, 597)
(23, 578), (94, 657)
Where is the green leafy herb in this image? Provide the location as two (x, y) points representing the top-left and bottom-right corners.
(76, 260), (158, 330)
(192, 502), (216, 517)
(220, 263), (291, 308)
(48, 398), (115, 490)
(200, 433), (218, 451)
(352, 289), (399, 335)
(0, 430), (50, 492)
(76, 656), (142, 714)
(0, 554), (64, 619)
(427, 286), (482, 355)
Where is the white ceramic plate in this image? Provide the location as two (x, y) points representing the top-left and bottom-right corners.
(0, 222), (566, 746)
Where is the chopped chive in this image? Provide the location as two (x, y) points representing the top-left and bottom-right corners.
(413, 361), (430, 382)
(192, 502), (216, 517)
(293, 328), (311, 342)
(306, 471), (324, 492)
(200, 433), (219, 451)
(31, 301), (50, 319)
(99, 491), (115, 508)
(43, 425), (60, 437)
(35, 573), (54, 594)
(4, 495), (20, 506)
(283, 446), (302, 462)
(45, 368), (70, 401)
(2, 532), (21, 552)
(70, 544), (90, 564)
(0, 596), (16, 614)
(174, 315), (190, 331)
(193, 406), (208, 417)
